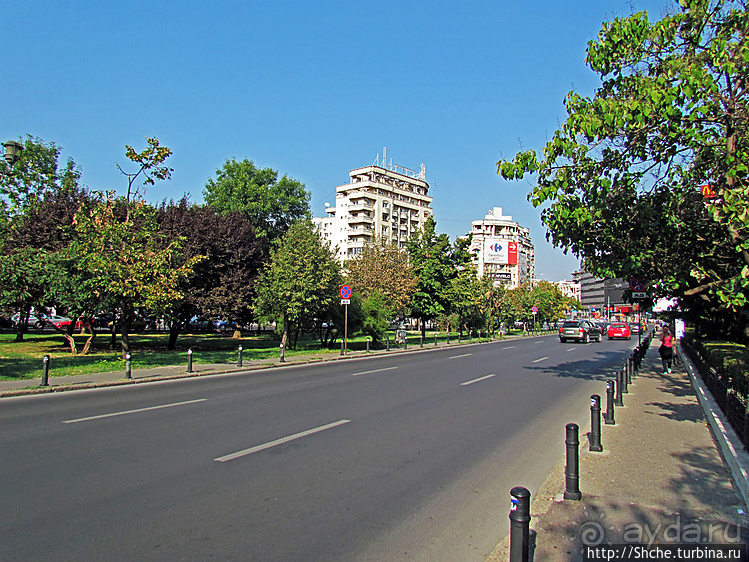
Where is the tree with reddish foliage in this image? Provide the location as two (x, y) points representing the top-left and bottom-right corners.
(156, 198), (265, 349)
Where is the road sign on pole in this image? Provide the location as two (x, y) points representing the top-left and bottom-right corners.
(340, 286), (352, 354)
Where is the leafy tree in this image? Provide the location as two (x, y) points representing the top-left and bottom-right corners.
(406, 217), (469, 337)
(0, 137), (91, 345)
(116, 137), (173, 207)
(0, 248), (60, 341)
(481, 280), (507, 333)
(345, 238), (416, 316)
(361, 290), (391, 344)
(254, 220), (342, 349)
(498, 0), (749, 341)
(204, 158), (311, 243)
(0, 135), (64, 213)
(71, 196), (198, 357)
(446, 265), (485, 335)
(156, 198), (264, 347)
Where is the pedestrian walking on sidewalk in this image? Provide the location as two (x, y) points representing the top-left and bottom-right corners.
(658, 325), (674, 374)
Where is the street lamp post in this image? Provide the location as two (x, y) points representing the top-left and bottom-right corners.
(2, 140), (24, 168)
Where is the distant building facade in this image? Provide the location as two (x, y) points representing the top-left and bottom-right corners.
(466, 207), (534, 289)
(554, 280), (581, 302)
(313, 154), (433, 262)
(572, 270), (631, 316)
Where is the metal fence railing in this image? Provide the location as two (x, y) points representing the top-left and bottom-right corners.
(681, 338), (748, 448)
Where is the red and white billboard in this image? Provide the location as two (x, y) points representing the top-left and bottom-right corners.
(484, 238), (518, 265)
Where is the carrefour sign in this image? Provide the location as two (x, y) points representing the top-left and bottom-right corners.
(484, 238), (518, 265)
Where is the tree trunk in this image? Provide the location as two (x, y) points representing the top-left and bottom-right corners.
(167, 320), (181, 351)
(14, 306), (30, 342)
(282, 313), (290, 350)
(120, 304), (133, 360)
(292, 324), (300, 349)
(80, 318), (96, 355)
(110, 311), (118, 350)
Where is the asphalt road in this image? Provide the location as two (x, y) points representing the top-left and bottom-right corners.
(1, 334), (637, 561)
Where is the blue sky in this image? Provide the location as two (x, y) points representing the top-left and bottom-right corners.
(2, 0), (671, 281)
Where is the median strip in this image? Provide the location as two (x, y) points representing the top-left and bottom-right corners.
(63, 399), (208, 424)
(214, 419), (352, 462)
(460, 374), (496, 386)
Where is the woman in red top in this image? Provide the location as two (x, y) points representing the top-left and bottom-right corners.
(659, 326), (674, 374)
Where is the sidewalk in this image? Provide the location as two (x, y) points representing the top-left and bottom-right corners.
(488, 342), (749, 561)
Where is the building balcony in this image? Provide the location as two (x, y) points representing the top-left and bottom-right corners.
(348, 200), (375, 212)
(348, 214), (374, 225)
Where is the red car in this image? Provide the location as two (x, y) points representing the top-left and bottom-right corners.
(607, 322), (631, 340)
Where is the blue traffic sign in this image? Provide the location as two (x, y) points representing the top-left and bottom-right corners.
(340, 285), (352, 299)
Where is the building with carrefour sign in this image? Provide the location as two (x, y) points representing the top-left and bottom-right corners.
(466, 207), (534, 289)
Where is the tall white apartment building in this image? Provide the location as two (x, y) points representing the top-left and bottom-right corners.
(314, 154), (433, 261)
(467, 207), (535, 289)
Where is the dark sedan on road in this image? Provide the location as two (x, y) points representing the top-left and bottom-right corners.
(559, 320), (602, 343)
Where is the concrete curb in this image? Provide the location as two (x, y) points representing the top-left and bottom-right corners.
(682, 348), (749, 509)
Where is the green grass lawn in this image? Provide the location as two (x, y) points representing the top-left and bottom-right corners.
(0, 330), (294, 380)
(0, 328), (515, 381)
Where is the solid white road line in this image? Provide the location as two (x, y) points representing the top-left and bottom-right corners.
(532, 357), (549, 363)
(214, 419), (352, 462)
(351, 367), (398, 377)
(63, 399), (208, 424)
(460, 374), (496, 386)
(449, 353), (472, 359)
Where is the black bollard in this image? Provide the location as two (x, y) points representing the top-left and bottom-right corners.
(41, 354), (50, 387)
(238, 345), (243, 368)
(627, 356), (633, 385)
(341, 340), (345, 356)
(564, 423), (582, 500)
(280, 343), (285, 362)
(125, 353), (132, 380)
(366, 338), (370, 353)
(589, 395), (603, 452)
(622, 361), (629, 394)
(604, 380), (615, 425)
(420, 335), (423, 348)
(615, 370), (624, 406)
(404, 335), (407, 350)
(509, 486), (531, 562)
(187, 348), (193, 373)
(446, 332), (450, 344)
(386, 334), (390, 352)
(434, 333), (438, 347)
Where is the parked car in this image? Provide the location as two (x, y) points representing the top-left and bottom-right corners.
(47, 316), (72, 329)
(11, 313), (71, 329)
(213, 319), (237, 333)
(188, 316), (212, 331)
(607, 322), (631, 340)
(559, 320), (602, 343)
